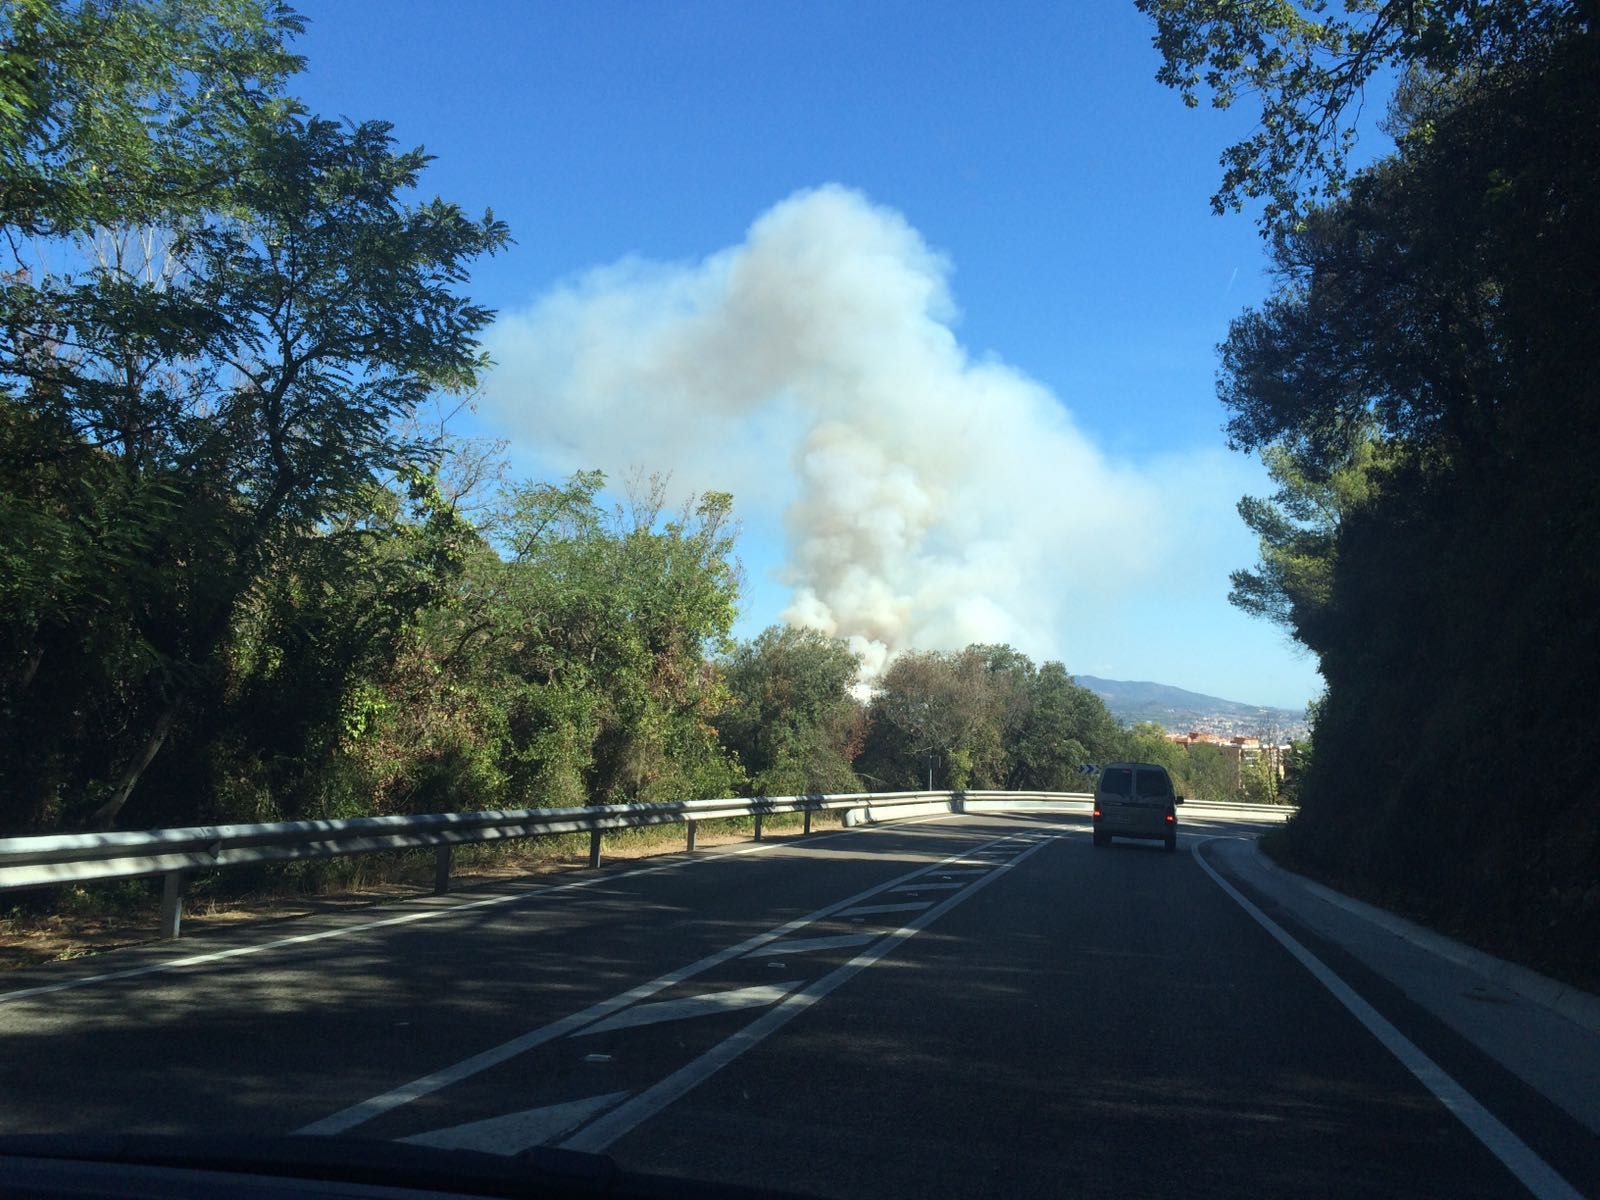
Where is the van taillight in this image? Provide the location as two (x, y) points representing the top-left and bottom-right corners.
(1093, 808), (1102, 819)
(1165, 813), (1174, 823)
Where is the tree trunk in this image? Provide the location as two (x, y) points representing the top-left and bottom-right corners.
(16, 644), (44, 695)
(88, 703), (178, 830)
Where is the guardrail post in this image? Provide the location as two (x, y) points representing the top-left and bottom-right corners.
(434, 845), (452, 895)
(588, 829), (602, 869)
(753, 814), (763, 842)
(686, 822), (697, 852)
(159, 871), (185, 940)
(803, 807), (812, 835)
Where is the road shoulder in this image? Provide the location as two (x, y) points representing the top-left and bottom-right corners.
(1200, 835), (1600, 1141)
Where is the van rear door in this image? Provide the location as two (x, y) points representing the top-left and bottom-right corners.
(1134, 767), (1172, 804)
(1130, 767), (1173, 834)
(1098, 766), (1134, 810)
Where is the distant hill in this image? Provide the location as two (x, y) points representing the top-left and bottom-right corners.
(1074, 676), (1305, 739)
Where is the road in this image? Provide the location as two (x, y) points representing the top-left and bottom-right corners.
(1, 812), (1594, 1198)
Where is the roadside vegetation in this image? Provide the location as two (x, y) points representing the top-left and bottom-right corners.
(12, 0), (1581, 995)
(0, 2), (1255, 883)
(1141, 0), (1599, 986)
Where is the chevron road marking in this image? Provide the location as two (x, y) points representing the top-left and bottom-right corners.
(561, 833), (1058, 1153)
(574, 983), (801, 1037)
(400, 1091), (631, 1154)
(743, 934), (879, 958)
(298, 828), (1036, 1136)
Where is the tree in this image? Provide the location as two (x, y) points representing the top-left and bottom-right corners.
(855, 645), (1123, 792)
(1002, 659), (1122, 790)
(715, 625), (864, 796)
(856, 650), (984, 790)
(1157, 0), (1600, 981)
(472, 472), (745, 807)
(1, 0), (305, 834)
(1136, 0), (1591, 228)
(1119, 722), (1187, 777)
(209, 468), (482, 824)
(0, 2), (509, 832)
(1228, 434), (1381, 656)
(0, 0), (305, 236)
(1239, 745), (1281, 806)
(1182, 743), (1238, 804)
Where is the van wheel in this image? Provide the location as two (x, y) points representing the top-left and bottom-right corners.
(1164, 833), (1177, 853)
(1093, 830), (1109, 847)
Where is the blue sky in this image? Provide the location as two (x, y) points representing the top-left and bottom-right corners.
(287, 1), (1348, 710)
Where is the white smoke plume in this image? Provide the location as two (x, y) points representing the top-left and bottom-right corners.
(482, 185), (1169, 677)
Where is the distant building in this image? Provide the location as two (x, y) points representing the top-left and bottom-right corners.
(1166, 731), (1286, 785)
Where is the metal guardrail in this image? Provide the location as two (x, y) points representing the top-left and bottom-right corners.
(961, 793), (1298, 817)
(0, 790), (1295, 939)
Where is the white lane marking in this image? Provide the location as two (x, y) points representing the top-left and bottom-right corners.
(887, 882), (965, 893)
(0, 816), (957, 1006)
(295, 829), (1031, 1135)
(561, 834), (1058, 1153)
(937, 870), (990, 877)
(835, 902), (933, 917)
(743, 934), (878, 958)
(400, 1090), (630, 1155)
(1192, 839), (1585, 1200)
(573, 982), (798, 1037)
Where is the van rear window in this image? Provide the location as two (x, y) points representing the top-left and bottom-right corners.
(1136, 768), (1171, 797)
(1099, 768), (1133, 797)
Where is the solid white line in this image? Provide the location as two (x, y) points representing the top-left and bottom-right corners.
(743, 933), (878, 958)
(560, 834), (1058, 1153)
(399, 1090), (630, 1155)
(574, 982), (798, 1037)
(1191, 838), (1584, 1200)
(295, 828), (1032, 1135)
(0, 817), (948, 1006)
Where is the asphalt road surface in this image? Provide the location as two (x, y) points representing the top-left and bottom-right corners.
(2, 813), (1594, 1198)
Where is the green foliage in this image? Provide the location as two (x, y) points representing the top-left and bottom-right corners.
(856, 644), (1122, 792)
(1239, 746), (1280, 806)
(1007, 660), (1123, 790)
(367, 470), (749, 816)
(1195, 12), (1599, 981)
(714, 625), (864, 797)
(0, 0), (306, 235)
(0, 1), (507, 832)
(1137, 0), (1587, 228)
(1181, 743), (1238, 804)
(1229, 435), (1381, 652)
(487, 472), (745, 805)
(1118, 722), (1187, 776)
(1276, 737), (1311, 807)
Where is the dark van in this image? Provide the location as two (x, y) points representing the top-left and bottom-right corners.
(1093, 762), (1182, 851)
